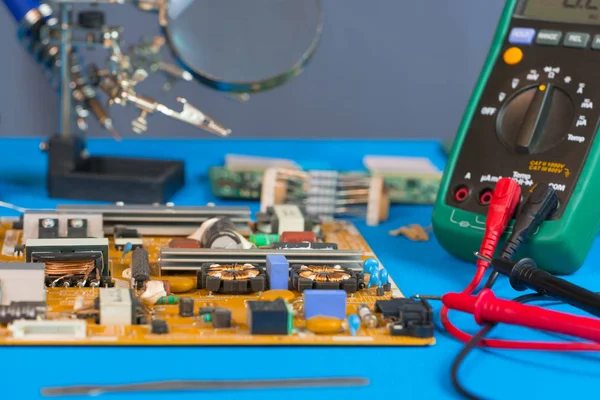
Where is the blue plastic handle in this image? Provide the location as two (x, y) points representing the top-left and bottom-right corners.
(3, 0), (41, 23)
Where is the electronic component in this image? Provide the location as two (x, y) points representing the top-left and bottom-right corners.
(140, 281), (167, 305)
(159, 247), (364, 272)
(197, 263), (266, 294)
(114, 226), (143, 250)
(98, 288), (135, 326)
(280, 231), (317, 243)
(169, 238), (201, 249)
(375, 298), (434, 338)
(193, 217), (246, 249)
(247, 299), (292, 335)
(0, 263), (46, 305)
(306, 316), (343, 334)
(151, 320), (169, 335)
(179, 298), (194, 317)
(259, 290), (296, 302)
(9, 320), (87, 340)
(22, 211), (103, 242)
(0, 302), (47, 325)
(13, 245), (24, 257)
(266, 254), (289, 290)
(379, 269), (390, 292)
(363, 258), (379, 275)
(291, 265), (362, 293)
(212, 308), (232, 329)
(131, 248), (150, 289)
(273, 242), (338, 250)
(357, 304), (378, 328)
(162, 277), (195, 294)
(249, 234), (279, 247)
(156, 296), (179, 305)
(256, 205), (319, 235)
(39, 218), (59, 238)
(304, 290), (347, 320)
(348, 314), (361, 336)
(260, 169), (390, 225)
(67, 218), (88, 238)
(56, 204), (252, 237)
(25, 238), (110, 285)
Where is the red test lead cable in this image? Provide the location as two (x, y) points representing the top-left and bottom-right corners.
(469, 178), (522, 290)
(441, 178), (521, 342)
(443, 290), (600, 349)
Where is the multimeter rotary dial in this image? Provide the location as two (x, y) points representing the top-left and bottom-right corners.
(497, 83), (575, 154)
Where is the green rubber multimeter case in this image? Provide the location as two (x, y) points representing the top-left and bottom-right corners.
(433, 0), (600, 274)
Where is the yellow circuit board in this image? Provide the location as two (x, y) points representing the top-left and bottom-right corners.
(0, 219), (435, 347)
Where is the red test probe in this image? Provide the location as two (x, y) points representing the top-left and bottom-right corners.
(443, 289), (600, 344)
(440, 178), (521, 342)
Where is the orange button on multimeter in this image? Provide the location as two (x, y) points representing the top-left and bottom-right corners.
(503, 47), (523, 65)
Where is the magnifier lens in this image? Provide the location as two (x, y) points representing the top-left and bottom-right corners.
(165, 0), (322, 92)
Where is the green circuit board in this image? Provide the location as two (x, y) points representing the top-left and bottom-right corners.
(209, 167), (441, 204)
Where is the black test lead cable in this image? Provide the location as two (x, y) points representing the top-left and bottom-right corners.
(483, 183), (559, 289)
(450, 293), (551, 400)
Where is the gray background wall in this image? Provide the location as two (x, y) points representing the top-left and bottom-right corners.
(0, 0), (506, 139)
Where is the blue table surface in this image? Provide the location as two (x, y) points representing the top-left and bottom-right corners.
(1, 138), (599, 400)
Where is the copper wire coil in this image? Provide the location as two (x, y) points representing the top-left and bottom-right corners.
(44, 260), (97, 278)
(206, 264), (260, 281)
(298, 265), (351, 282)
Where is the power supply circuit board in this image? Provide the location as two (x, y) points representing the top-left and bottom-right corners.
(0, 217), (435, 347)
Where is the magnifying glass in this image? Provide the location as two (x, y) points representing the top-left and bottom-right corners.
(142, 0), (323, 93)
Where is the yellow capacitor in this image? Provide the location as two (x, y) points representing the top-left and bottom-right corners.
(259, 290), (296, 302)
(306, 316), (343, 334)
(160, 277), (196, 293)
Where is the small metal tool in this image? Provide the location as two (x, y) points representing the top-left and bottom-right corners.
(41, 377), (369, 396)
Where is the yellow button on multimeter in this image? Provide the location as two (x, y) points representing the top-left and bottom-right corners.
(503, 47), (523, 65)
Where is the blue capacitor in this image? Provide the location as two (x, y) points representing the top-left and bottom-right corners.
(368, 272), (380, 289)
(379, 268), (389, 285)
(362, 258), (379, 275)
(121, 242), (133, 258)
(3, 0), (42, 23)
(348, 314), (360, 336)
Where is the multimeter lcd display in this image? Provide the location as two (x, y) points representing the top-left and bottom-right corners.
(522, 0), (600, 24)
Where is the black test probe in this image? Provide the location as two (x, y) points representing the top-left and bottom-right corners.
(483, 183), (559, 289)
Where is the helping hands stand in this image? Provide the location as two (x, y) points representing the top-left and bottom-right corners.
(43, 0), (191, 203)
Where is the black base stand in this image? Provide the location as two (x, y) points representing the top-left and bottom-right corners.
(45, 135), (185, 203)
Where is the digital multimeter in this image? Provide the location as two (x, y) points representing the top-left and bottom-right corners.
(433, 0), (600, 275)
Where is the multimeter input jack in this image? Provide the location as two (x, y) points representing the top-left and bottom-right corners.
(478, 188), (494, 206)
(453, 186), (470, 202)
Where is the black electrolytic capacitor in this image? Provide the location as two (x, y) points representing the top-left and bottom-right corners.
(179, 298), (195, 317)
(131, 248), (150, 289)
(202, 217), (243, 249)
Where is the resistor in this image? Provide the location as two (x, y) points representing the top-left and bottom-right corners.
(357, 304), (378, 328)
(0, 302), (46, 325)
(156, 296), (180, 305)
(131, 248), (150, 289)
(249, 233), (279, 247)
